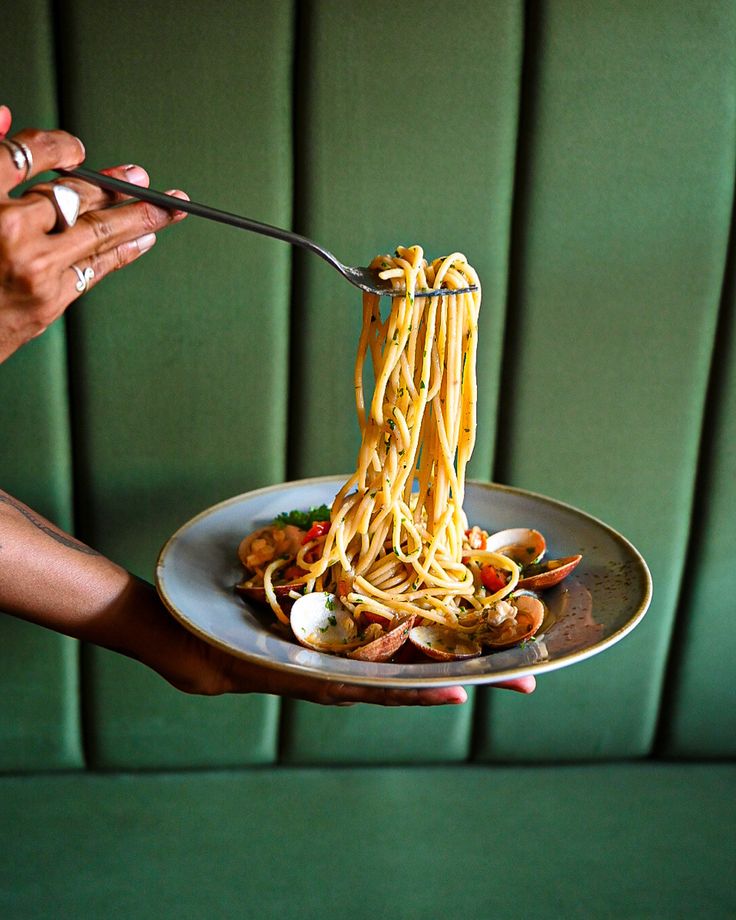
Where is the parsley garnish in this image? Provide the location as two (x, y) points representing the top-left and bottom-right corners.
(274, 504), (331, 530)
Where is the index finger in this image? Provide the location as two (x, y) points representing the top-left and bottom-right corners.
(0, 127), (85, 194)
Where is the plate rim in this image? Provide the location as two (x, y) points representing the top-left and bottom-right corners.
(155, 475), (653, 687)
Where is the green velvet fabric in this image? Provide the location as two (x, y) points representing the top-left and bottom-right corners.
(285, 0), (524, 763)
(280, 688), (476, 765)
(289, 0), (522, 482)
(0, 765), (733, 919)
(83, 649), (279, 769)
(0, 3), (734, 916)
(0, 2), (82, 770)
(476, 0), (736, 761)
(56, 0), (294, 766)
(661, 225), (736, 757)
(0, 0), (734, 775)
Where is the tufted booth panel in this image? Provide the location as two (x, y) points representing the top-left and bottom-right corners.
(0, 0), (82, 771)
(1, 0), (735, 773)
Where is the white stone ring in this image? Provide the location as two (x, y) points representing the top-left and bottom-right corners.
(71, 263), (95, 294)
(40, 183), (81, 232)
(1, 137), (34, 182)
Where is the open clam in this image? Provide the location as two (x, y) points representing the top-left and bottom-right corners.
(289, 592), (413, 662)
(517, 554), (582, 590)
(484, 527), (546, 566)
(349, 615), (416, 662)
(234, 578), (303, 604)
(483, 592), (545, 649)
(409, 624), (483, 661)
(236, 522), (307, 604)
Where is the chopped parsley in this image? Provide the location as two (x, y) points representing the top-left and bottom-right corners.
(274, 504), (331, 530)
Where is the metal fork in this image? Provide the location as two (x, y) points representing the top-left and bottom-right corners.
(60, 166), (477, 298)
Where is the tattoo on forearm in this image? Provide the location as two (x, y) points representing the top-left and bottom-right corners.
(0, 493), (101, 556)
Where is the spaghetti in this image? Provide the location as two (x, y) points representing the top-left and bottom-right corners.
(256, 246), (524, 644)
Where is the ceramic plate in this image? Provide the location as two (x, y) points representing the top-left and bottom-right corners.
(155, 475), (651, 687)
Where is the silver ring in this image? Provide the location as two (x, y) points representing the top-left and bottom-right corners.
(40, 183), (81, 232)
(1, 138), (33, 181)
(71, 263), (95, 294)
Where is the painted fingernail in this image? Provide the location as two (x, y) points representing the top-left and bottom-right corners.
(0, 105), (11, 137)
(136, 232), (157, 253)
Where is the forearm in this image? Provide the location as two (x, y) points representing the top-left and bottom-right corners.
(0, 490), (520, 703)
(0, 489), (167, 662)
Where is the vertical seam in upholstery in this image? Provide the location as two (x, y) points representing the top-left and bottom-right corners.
(471, 0), (533, 763)
(277, 0), (305, 763)
(652, 143), (736, 756)
(49, 0), (92, 770)
(490, 0), (539, 489)
(284, 0), (308, 486)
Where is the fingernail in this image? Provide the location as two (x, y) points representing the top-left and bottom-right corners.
(0, 105), (11, 136)
(136, 232), (157, 253)
(124, 165), (148, 185)
(62, 135), (86, 169)
(165, 189), (190, 219)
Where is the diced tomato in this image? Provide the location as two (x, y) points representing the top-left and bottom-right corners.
(480, 565), (509, 593)
(302, 520), (330, 544)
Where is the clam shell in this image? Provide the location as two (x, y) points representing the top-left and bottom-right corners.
(483, 592), (545, 648)
(235, 580), (302, 603)
(409, 624), (483, 661)
(348, 615), (416, 662)
(289, 592), (358, 653)
(517, 554), (582, 590)
(484, 527), (546, 566)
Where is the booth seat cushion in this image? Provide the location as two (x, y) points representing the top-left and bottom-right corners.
(0, 763), (734, 920)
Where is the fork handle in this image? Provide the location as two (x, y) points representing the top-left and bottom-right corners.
(60, 166), (338, 267)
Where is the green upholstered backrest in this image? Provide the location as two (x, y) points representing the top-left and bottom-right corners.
(1, 0), (734, 771)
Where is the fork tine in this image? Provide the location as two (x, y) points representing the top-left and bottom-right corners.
(344, 266), (478, 298)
